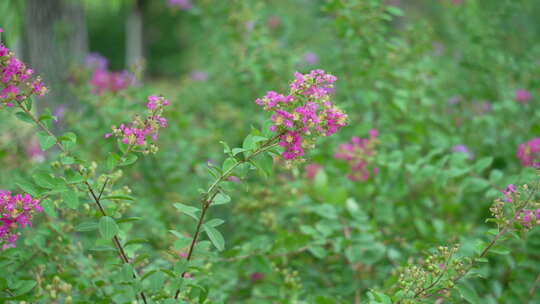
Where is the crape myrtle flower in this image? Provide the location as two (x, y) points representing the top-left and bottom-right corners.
(105, 95), (169, 154)
(335, 129), (379, 182)
(0, 190), (42, 249)
(515, 89), (531, 104)
(255, 70), (347, 161)
(517, 138), (540, 168)
(0, 32), (47, 107)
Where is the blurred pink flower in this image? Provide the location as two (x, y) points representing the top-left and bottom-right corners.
(304, 163), (322, 180)
(515, 89), (531, 104)
(167, 0), (192, 10)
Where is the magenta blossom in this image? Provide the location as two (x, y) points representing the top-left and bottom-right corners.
(0, 190), (42, 249)
(167, 0), (192, 10)
(0, 35), (47, 106)
(502, 184), (516, 203)
(335, 130), (379, 182)
(106, 95), (169, 152)
(250, 272), (265, 283)
(515, 89), (531, 104)
(256, 70), (347, 161)
(517, 138), (540, 167)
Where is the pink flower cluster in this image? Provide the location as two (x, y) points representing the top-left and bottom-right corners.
(167, 0), (192, 10)
(105, 95), (169, 152)
(334, 130), (379, 182)
(0, 38), (47, 107)
(519, 209), (540, 226)
(85, 53), (134, 95)
(256, 70), (347, 160)
(502, 184), (516, 203)
(1, 190), (42, 249)
(515, 89), (531, 104)
(517, 138), (540, 168)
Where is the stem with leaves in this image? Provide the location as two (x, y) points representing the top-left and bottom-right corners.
(173, 133), (281, 299)
(15, 100), (148, 304)
(411, 180), (539, 301)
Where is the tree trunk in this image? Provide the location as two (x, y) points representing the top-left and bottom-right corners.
(62, 1), (89, 64)
(24, 0), (88, 113)
(126, 0), (145, 69)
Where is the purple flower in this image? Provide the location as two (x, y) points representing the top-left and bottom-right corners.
(302, 52), (319, 65)
(53, 105), (66, 123)
(452, 144), (474, 159)
(448, 96), (460, 105)
(250, 272), (265, 283)
(85, 53), (108, 71)
(190, 70), (208, 82)
(227, 176), (241, 183)
(502, 184), (516, 203)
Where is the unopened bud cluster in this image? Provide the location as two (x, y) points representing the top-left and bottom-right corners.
(397, 245), (464, 299)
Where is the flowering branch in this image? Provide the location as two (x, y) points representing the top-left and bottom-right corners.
(14, 100), (149, 303)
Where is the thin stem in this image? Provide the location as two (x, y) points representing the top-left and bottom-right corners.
(15, 100), (148, 304)
(413, 181), (539, 301)
(526, 271), (540, 303)
(174, 134), (282, 299)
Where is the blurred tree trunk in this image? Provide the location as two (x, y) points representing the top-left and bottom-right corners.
(24, 0), (88, 113)
(126, 0), (146, 71)
(62, 1), (88, 64)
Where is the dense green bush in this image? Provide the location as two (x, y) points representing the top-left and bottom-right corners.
(1, 0), (540, 303)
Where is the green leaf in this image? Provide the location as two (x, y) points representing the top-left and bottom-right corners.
(474, 157), (493, 173)
(103, 195), (135, 201)
(15, 111), (33, 123)
(32, 171), (58, 189)
(222, 157), (237, 173)
(99, 216), (119, 239)
(203, 224), (225, 251)
(61, 189), (79, 209)
(120, 153), (138, 167)
(308, 246), (327, 259)
(65, 170), (84, 184)
(117, 217), (142, 224)
(107, 152), (120, 171)
(59, 132), (77, 151)
(174, 203), (200, 220)
(125, 239), (149, 247)
(15, 179), (41, 197)
(75, 221), (98, 232)
(205, 218), (225, 227)
(232, 148), (246, 156)
(14, 280), (36, 296)
(213, 193), (230, 205)
(37, 131), (56, 151)
(458, 281), (480, 304)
